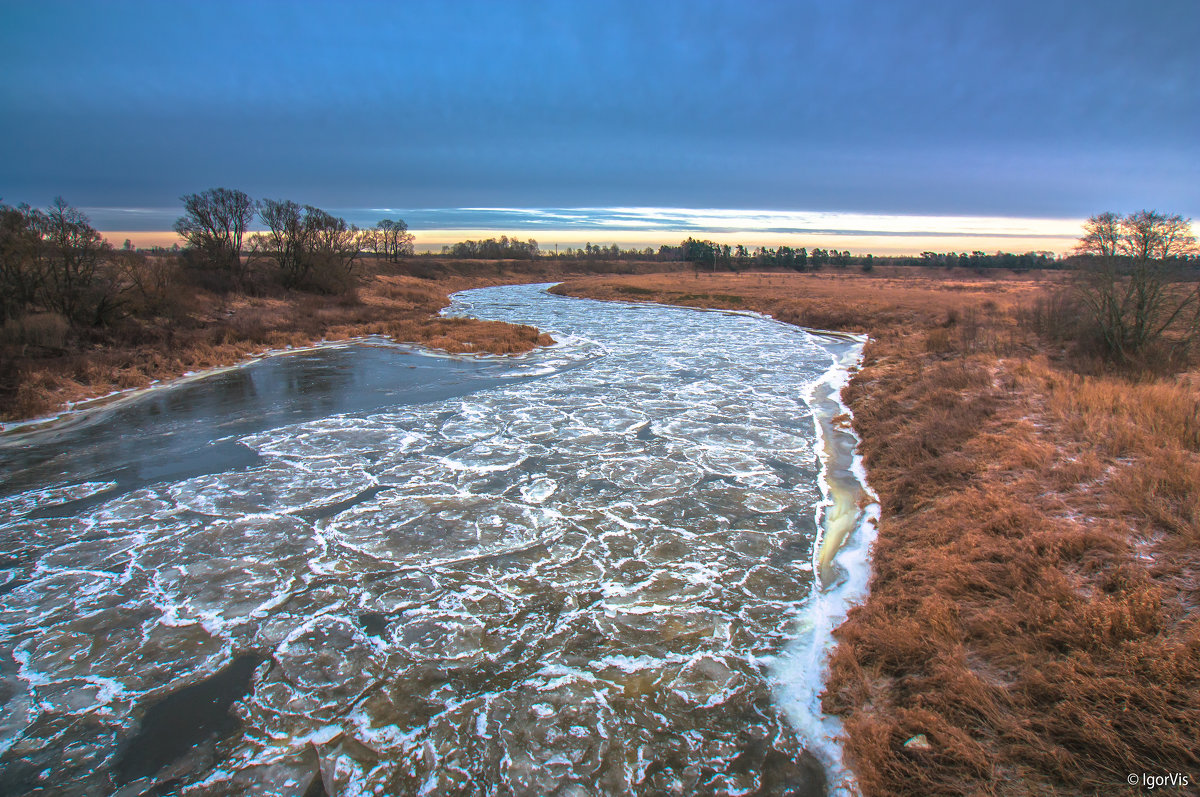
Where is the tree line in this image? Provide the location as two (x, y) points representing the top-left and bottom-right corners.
(0, 189), (416, 336)
(465, 236), (1066, 273)
(671, 238), (858, 271)
(440, 236), (540, 260)
(175, 188), (414, 292)
(432, 237), (858, 268)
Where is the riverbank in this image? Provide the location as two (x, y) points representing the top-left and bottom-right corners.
(0, 259), (683, 423)
(552, 270), (1200, 795)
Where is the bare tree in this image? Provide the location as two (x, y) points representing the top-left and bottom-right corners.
(253, 200), (364, 291)
(375, 218), (414, 262)
(359, 227), (383, 259)
(254, 199), (306, 286)
(305, 206), (365, 286)
(39, 198), (121, 325)
(0, 199), (129, 326)
(0, 202), (48, 323)
(1074, 210), (1198, 363)
(174, 188), (254, 281)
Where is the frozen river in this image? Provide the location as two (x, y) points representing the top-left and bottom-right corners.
(0, 284), (867, 796)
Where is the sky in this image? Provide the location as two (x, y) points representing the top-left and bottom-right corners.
(2, 0), (1197, 253)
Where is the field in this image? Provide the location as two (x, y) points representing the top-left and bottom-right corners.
(554, 268), (1200, 796)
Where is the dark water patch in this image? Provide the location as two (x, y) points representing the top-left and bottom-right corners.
(357, 612), (390, 639)
(763, 457), (817, 489)
(0, 576), (28, 597)
(0, 553), (29, 596)
(303, 769), (330, 797)
(113, 653), (266, 785)
(0, 756), (43, 795)
(0, 713), (120, 795)
(470, 470), (526, 495)
(634, 420), (659, 441)
(698, 473), (742, 488)
(749, 747), (828, 797)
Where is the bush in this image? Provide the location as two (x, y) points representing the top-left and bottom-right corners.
(1073, 211), (1198, 366)
(0, 313), (69, 348)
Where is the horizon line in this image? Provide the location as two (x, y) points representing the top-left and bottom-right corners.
(84, 205), (1090, 256)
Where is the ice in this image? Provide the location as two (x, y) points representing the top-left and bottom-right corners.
(0, 283), (864, 795)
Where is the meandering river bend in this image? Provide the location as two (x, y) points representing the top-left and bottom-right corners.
(0, 284), (866, 796)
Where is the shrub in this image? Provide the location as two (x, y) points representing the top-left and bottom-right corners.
(0, 312), (69, 348)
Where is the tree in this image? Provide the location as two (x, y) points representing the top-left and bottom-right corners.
(375, 218), (414, 262)
(0, 199), (128, 326)
(253, 200), (364, 291)
(734, 244), (748, 269)
(0, 202), (47, 323)
(681, 237), (721, 270)
(39, 198), (119, 325)
(1074, 210), (1198, 363)
(255, 199), (305, 285)
(174, 188), (254, 281)
(442, 236), (539, 260)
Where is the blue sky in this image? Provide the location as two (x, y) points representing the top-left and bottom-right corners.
(1, 0), (1196, 245)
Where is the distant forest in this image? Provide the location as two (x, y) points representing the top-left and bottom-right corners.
(436, 235), (1061, 270)
(437, 234), (1198, 276)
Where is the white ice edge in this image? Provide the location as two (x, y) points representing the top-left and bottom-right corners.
(772, 335), (879, 797)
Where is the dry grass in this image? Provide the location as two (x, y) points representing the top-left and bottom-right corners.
(552, 268), (1051, 335)
(386, 317), (554, 355)
(556, 270), (1200, 796)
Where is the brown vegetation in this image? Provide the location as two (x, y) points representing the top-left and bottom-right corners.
(552, 267), (1052, 333)
(555, 269), (1200, 796)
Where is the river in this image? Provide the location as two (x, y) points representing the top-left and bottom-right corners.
(0, 284), (870, 796)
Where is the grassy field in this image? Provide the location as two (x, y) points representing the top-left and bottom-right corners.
(553, 269), (1200, 796)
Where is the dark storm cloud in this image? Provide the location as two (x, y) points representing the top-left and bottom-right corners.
(2, 0), (1196, 217)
